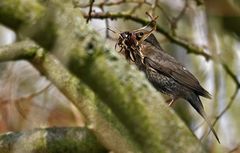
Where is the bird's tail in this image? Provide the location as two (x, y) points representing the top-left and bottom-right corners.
(199, 86), (212, 99)
(187, 94), (220, 143)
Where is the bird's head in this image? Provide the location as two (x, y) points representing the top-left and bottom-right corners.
(108, 13), (158, 62)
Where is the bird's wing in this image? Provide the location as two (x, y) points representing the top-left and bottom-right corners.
(145, 34), (162, 50)
(144, 50), (211, 98)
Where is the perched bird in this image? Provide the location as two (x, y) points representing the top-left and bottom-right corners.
(115, 16), (220, 143)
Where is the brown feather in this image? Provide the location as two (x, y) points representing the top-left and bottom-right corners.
(141, 43), (211, 99)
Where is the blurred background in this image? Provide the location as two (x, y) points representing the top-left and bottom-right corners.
(0, 23), (85, 134)
(0, 0), (240, 153)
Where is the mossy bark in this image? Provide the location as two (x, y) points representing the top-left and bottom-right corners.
(0, 40), (141, 153)
(0, 127), (107, 153)
(0, 0), (207, 153)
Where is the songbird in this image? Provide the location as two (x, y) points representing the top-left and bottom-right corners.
(115, 15), (220, 143)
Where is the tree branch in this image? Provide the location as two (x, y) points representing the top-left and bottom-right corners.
(86, 0), (95, 23)
(0, 0), (45, 30)
(0, 0), (208, 152)
(81, 11), (240, 93)
(0, 40), (141, 153)
(0, 127), (107, 153)
(82, 12), (212, 59)
(222, 63), (240, 88)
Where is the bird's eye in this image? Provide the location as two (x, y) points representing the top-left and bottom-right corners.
(120, 32), (127, 38)
(126, 32), (132, 38)
(136, 32), (144, 40)
(121, 32), (131, 39)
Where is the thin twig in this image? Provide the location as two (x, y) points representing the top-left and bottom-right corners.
(86, 0), (95, 23)
(15, 83), (52, 119)
(213, 88), (239, 126)
(129, 3), (143, 14)
(82, 12), (240, 94)
(155, 3), (172, 23)
(88, 11), (240, 135)
(222, 63), (240, 88)
(171, 0), (188, 35)
(98, 0), (110, 38)
(81, 1), (240, 127)
(194, 88), (238, 132)
(150, 0), (158, 16)
(229, 145), (240, 153)
(79, 0), (240, 144)
(28, 84), (52, 98)
(201, 88), (239, 140)
(82, 12), (212, 59)
(173, 0), (188, 25)
(75, 0), (146, 8)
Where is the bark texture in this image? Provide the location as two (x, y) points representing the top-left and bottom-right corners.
(0, 127), (107, 153)
(0, 0), (207, 153)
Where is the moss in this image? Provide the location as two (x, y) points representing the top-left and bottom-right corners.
(31, 20), (57, 50)
(0, 132), (21, 152)
(0, 128), (107, 153)
(0, 0), (208, 152)
(0, 0), (45, 30)
(45, 128), (107, 153)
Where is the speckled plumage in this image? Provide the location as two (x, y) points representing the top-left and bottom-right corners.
(117, 30), (220, 143)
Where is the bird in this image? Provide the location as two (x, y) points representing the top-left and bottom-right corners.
(115, 17), (220, 143)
